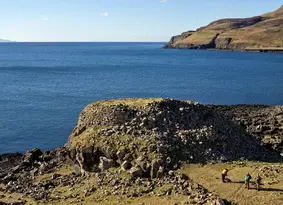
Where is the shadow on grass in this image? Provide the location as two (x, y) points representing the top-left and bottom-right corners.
(249, 187), (283, 192)
(230, 180), (245, 184)
(223, 199), (232, 205)
(230, 182), (283, 192)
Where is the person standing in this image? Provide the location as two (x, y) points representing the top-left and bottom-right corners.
(221, 169), (229, 183)
(256, 174), (262, 191)
(244, 173), (252, 189)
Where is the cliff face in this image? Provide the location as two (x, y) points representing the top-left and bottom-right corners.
(165, 6), (283, 51)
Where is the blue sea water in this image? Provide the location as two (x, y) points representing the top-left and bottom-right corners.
(0, 42), (283, 153)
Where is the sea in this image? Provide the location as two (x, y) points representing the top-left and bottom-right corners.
(0, 42), (283, 154)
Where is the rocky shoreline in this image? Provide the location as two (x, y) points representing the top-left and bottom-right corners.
(164, 43), (283, 54)
(1, 98), (282, 204)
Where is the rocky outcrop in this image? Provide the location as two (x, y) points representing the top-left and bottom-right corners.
(165, 6), (283, 51)
(67, 98), (280, 180)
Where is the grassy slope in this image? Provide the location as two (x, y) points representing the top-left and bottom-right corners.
(182, 162), (283, 205)
(172, 6), (283, 50)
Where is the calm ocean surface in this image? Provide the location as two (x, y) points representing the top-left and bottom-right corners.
(1, 42), (283, 153)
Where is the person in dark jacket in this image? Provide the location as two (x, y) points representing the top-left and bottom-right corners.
(256, 174), (262, 191)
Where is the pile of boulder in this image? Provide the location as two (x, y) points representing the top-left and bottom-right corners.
(0, 147), (71, 201)
(92, 169), (225, 205)
(68, 99), (280, 179)
(0, 153), (23, 178)
(210, 105), (283, 153)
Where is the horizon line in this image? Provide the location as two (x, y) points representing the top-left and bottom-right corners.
(1, 41), (167, 43)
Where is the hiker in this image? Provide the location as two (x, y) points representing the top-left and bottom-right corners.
(256, 174), (262, 191)
(244, 173), (252, 189)
(221, 168), (229, 183)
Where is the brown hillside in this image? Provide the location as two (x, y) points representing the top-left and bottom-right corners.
(165, 6), (283, 51)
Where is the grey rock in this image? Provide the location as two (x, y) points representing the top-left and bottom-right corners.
(121, 160), (131, 170)
(99, 157), (116, 171)
(129, 166), (143, 177)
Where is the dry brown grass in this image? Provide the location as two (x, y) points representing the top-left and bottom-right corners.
(175, 30), (219, 46)
(181, 162), (283, 205)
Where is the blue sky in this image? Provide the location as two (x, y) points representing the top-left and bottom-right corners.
(0, 0), (282, 42)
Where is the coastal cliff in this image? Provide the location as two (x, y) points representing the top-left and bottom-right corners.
(165, 6), (283, 52)
(1, 98), (283, 204)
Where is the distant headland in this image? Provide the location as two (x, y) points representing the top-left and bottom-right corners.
(0, 39), (12, 43)
(164, 5), (283, 52)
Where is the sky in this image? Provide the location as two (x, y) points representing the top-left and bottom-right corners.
(0, 0), (282, 42)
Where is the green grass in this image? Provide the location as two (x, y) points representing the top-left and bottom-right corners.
(93, 98), (164, 108)
(68, 126), (108, 149)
